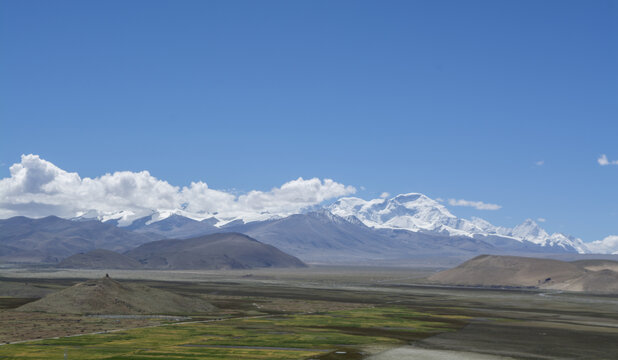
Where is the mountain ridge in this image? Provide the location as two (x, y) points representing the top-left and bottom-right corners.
(328, 194), (588, 253)
(0, 215), (161, 263)
(70, 192), (593, 254)
(124, 232), (307, 270)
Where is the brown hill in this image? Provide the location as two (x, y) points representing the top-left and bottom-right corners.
(57, 249), (143, 269)
(429, 255), (584, 287)
(17, 276), (215, 314)
(125, 232), (307, 270)
(429, 255), (618, 293)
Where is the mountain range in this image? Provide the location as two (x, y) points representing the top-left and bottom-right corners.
(0, 192), (607, 266)
(118, 193), (590, 255)
(328, 193), (588, 253)
(0, 216), (161, 263)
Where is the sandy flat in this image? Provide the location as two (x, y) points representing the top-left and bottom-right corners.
(367, 346), (514, 360)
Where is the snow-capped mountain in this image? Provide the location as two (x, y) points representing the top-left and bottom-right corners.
(505, 219), (588, 253)
(74, 208), (217, 227)
(124, 213), (219, 239)
(511, 219), (550, 243)
(82, 192), (590, 254)
(329, 193), (589, 254)
(470, 218), (588, 253)
(328, 193), (487, 237)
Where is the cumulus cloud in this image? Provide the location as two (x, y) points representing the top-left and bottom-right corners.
(447, 198), (502, 211)
(0, 154), (356, 224)
(537, 217), (547, 223)
(535, 160), (544, 166)
(379, 192), (390, 198)
(586, 235), (618, 254)
(598, 154), (618, 166)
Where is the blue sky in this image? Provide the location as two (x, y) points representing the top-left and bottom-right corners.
(1, 0), (616, 242)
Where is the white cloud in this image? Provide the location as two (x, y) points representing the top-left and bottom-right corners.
(0, 154), (356, 224)
(447, 198), (502, 211)
(537, 217), (546, 223)
(535, 160), (544, 166)
(598, 154), (618, 166)
(379, 192), (390, 198)
(586, 235), (618, 254)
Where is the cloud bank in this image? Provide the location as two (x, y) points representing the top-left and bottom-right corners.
(586, 236), (618, 255)
(447, 198), (502, 211)
(0, 154), (356, 225)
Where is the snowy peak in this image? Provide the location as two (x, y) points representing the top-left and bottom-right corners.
(306, 209), (350, 225)
(124, 212), (219, 239)
(329, 193), (484, 236)
(391, 193), (437, 207)
(329, 193), (589, 254)
(547, 233), (589, 254)
(147, 214), (200, 228)
(503, 219), (587, 253)
(72, 191), (591, 255)
(511, 219), (550, 244)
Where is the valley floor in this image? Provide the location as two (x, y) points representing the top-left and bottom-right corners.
(1, 266), (617, 359)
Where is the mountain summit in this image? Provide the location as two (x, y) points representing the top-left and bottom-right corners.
(329, 193), (588, 253)
(328, 193), (484, 236)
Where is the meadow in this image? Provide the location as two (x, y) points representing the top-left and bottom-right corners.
(0, 306), (466, 359)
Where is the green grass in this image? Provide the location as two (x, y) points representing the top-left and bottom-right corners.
(0, 306), (467, 359)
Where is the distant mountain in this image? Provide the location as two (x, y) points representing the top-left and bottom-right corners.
(329, 193), (588, 253)
(0, 216), (161, 263)
(18, 276), (215, 314)
(222, 210), (567, 265)
(125, 213), (219, 239)
(508, 219), (588, 252)
(223, 210), (409, 262)
(0, 189), (595, 266)
(58, 249), (142, 269)
(125, 232), (307, 270)
(102, 192), (589, 256)
(329, 193), (483, 236)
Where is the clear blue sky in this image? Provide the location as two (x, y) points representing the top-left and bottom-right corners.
(1, 0), (616, 241)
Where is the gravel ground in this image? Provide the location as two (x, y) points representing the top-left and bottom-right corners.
(366, 346), (515, 360)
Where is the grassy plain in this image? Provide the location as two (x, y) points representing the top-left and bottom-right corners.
(0, 306), (463, 359)
(1, 266), (617, 359)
